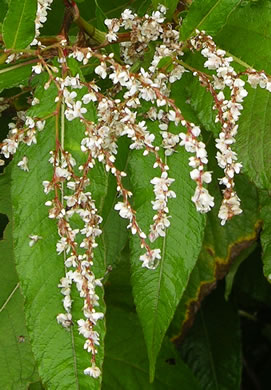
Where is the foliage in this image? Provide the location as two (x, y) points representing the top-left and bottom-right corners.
(0, 0), (271, 389)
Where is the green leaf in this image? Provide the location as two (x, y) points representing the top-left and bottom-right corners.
(0, 1), (8, 24)
(103, 207), (128, 269)
(180, 286), (242, 390)
(180, 0), (241, 41)
(3, 0), (36, 49)
(0, 62), (33, 93)
(215, 1), (271, 72)
(10, 94), (107, 388)
(187, 77), (221, 136)
(129, 143), (205, 380)
(103, 308), (202, 390)
(103, 256), (201, 389)
(235, 86), (271, 190)
(0, 171), (40, 389)
(169, 149), (260, 342)
(260, 191), (271, 282)
(95, 0), (107, 32)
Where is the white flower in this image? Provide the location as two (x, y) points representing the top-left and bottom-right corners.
(114, 202), (133, 220)
(107, 31), (118, 42)
(63, 90), (77, 108)
(82, 93), (97, 104)
(56, 237), (69, 254)
(32, 63), (43, 74)
(36, 120), (46, 131)
(65, 101), (87, 121)
(63, 74), (82, 89)
(84, 364), (101, 378)
(192, 187), (214, 213)
(86, 311), (104, 324)
(56, 313), (72, 328)
(32, 97), (40, 106)
(150, 172), (175, 193)
(1, 139), (18, 158)
(139, 249), (161, 269)
(29, 234), (42, 247)
(17, 156), (29, 172)
(42, 180), (53, 194)
(63, 295), (72, 311)
(55, 167), (71, 179)
(95, 62), (107, 79)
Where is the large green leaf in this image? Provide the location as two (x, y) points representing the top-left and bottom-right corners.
(0, 62), (33, 93)
(0, 171), (41, 389)
(103, 307), (202, 390)
(180, 0), (241, 41)
(235, 86), (271, 190)
(169, 153), (260, 341)
(3, 0), (36, 49)
(180, 286), (242, 390)
(215, 1), (271, 73)
(10, 93), (107, 388)
(129, 143), (205, 380)
(103, 254), (201, 390)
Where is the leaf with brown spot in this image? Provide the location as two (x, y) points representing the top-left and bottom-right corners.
(169, 146), (260, 343)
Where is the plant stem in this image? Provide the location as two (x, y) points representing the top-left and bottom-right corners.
(72, 3), (106, 44)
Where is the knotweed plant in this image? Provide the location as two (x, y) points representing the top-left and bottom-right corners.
(1, 0), (271, 387)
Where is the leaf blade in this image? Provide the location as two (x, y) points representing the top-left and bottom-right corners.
(3, 0), (36, 49)
(235, 86), (271, 190)
(0, 170), (40, 389)
(180, 286), (242, 390)
(129, 145), (205, 380)
(103, 255), (201, 390)
(0, 62), (33, 93)
(10, 103), (106, 388)
(180, 0), (241, 41)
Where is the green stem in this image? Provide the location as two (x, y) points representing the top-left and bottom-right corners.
(72, 5), (106, 45)
(77, 17), (106, 44)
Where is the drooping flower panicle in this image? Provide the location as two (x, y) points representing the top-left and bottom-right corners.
(2, 4), (271, 379)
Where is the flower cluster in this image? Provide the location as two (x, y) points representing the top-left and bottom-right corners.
(105, 5), (167, 61)
(190, 31), (247, 224)
(4, 3), (271, 380)
(43, 146), (104, 378)
(149, 171), (176, 242)
(0, 112), (45, 166)
(179, 121), (214, 213)
(31, 0), (54, 46)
